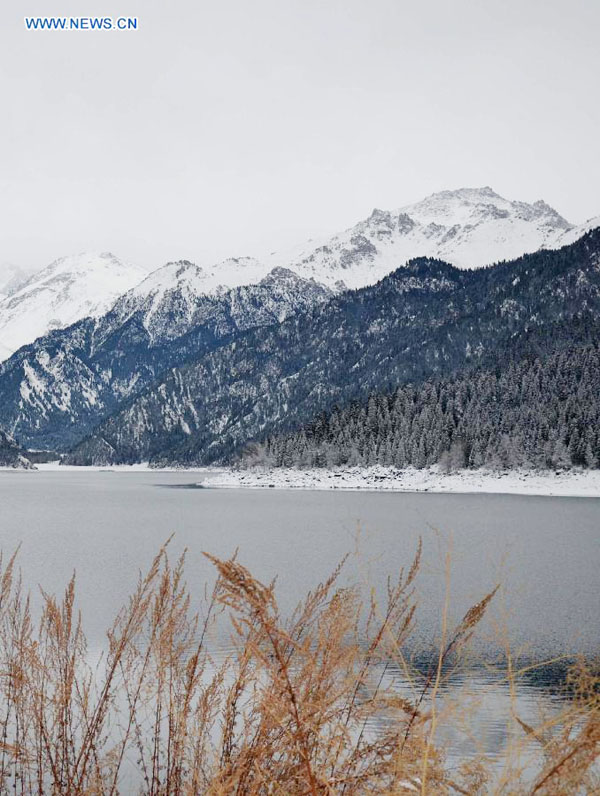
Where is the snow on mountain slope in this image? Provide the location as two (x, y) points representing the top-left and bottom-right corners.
(0, 267), (332, 451)
(201, 256), (273, 290)
(266, 187), (582, 290)
(0, 252), (147, 360)
(102, 257), (277, 343)
(1, 188), (596, 361)
(65, 228), (600, 467)
(116, 256), (269, 311)
(101, 261), (330, 345)
(0, 341), (13, 361)
(0, 263), (31, 301)
(554, 215), (600, 248)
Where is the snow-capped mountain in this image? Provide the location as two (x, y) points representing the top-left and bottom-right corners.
(105, 257), (276, 343)
(0, 252), (147, 360)
(65, 228), (600, 466)
(0, 267), (331, 451)
(1, 187), (597, 363)
(197, 256), (273, 292)
(96, 261), (329, 348)
(267, 187), (594, 290)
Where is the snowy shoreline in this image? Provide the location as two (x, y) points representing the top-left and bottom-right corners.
(35, 462), (209, 473)
(3, 462), (599, 498)
(0, 462), (210, 473)
(199, 465), (600, 498)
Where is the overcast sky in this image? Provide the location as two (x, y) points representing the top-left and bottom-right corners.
(1, 0), (598, 275)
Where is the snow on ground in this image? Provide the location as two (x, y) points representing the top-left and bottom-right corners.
(200, 465), (600, 498)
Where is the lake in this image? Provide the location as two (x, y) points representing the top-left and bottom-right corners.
(1, 469), (599, 764)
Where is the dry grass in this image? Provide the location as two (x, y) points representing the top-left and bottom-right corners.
(0, 541), (597, 794)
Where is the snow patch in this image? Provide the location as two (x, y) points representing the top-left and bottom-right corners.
(200, 465), (600, 498)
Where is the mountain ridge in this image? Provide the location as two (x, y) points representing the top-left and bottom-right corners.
(261, 186), (594, 289)
(1, 187), (597, 360)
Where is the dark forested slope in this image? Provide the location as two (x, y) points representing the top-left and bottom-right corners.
(239, 339), (600, 471)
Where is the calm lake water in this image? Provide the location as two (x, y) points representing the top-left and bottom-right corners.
(1, 469), (599, 764)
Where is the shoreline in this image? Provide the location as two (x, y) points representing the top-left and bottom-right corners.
(200, 464), (600, 498)
(4, 462), (600, 498)
(1, 462), (211, 474)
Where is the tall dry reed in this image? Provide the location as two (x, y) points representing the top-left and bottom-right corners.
(0, 541), (597, 794)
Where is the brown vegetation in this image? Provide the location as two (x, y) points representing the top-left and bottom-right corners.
(0, 541), (597, 794)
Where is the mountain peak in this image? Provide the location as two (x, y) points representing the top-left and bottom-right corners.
(368, 208), (395, 222)
(280, 187), (586, 290)
(1, 187), (596, 362)
(431, 185), (501, 200)
(261, 266), (300, 282)
(44, 250), (124, 272)
(163, 259), (196, 268)
(258, 267), (331, 295)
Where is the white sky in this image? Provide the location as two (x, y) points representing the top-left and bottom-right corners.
(1, 0), (598, 275)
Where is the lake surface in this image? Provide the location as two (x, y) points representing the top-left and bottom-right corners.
(1, 469), (599, 764)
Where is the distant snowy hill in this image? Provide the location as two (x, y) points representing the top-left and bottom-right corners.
(0, 252), (147, 360)
(266, 187), (590, 289)
(171, 189), (597, 293)
(0, 187), (597, 361)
